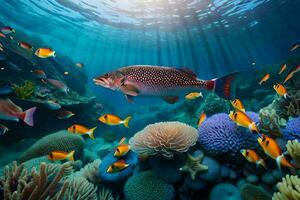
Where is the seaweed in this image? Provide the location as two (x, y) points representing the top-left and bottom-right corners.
(13, 81), (35, 100)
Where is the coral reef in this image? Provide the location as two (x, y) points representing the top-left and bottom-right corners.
(18, 130), (84, 163)
(240, 184), (271, 200)
(64, 177), (97, 200)
(148, 154), (185, 183)
(197, 112), (259, 160)
(13, 81), (35, 100)
(286, 140), (300, 167)
(282, 117), (300, 141)
(1, 161), (70, 200)
(209, 183), (241, 200)
(124, 171), (175, 200)
(259, 108), (286, 137)
(98, 151), (138, 183)
(129, 121), (198, 159)
(98, 187), (118, 200)
(74, 159), (101, 184)
(203, 93), (230, 116)
(273, 175), (300, 200)
(179, 152), (208, 180)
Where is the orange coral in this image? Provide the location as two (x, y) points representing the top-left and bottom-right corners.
(129, 122), (198, 159)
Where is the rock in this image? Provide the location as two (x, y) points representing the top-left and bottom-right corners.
(246, 174), (259, 184)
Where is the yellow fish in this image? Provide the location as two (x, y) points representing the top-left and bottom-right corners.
(283, 65), (300, 83)
(107, 160), (129, 173)
(278, 64), (287, 75)
(273, 83), (288, 98)
(259, 73), (270, 85)
(114, 137), (130, 157)
(185, 92), (203, 100)
(198, 112), (206, 127)
(229, 111), (258, 133)
(35, 48), (56, 58)
(67, 124), (97, 139)
(240, 149), (266, 169)
(230, 99), (245, 112)
(48, 150), (75, 161)
(99, 114), (131, 128)
(257, 134), (294, 172)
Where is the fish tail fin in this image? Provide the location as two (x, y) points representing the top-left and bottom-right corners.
(123, 116), (132, 128)
(276, 155), (284, 175)
(119, 137), (126, 145)
(21, 107), (37, 127)
(280, 156), (295, 169)
(67, 150), (75, 161)
(213, 72), (238, 100)
(257, 159), (266, 169)
(88, 127), (97, 139)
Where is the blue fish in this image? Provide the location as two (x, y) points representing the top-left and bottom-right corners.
(0, 85), (13, 95)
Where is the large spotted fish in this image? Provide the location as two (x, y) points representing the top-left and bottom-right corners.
(93, 65), (237, 103)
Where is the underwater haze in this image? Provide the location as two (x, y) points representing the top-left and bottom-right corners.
(0, 0), (300, 200)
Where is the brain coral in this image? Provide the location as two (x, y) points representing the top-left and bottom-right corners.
(198, 112), (259, 158)
(282, 116), (300, 141)
(18, 130), (84, 163)
(129, 121), (198, 159)
(124, 171), (175, 200)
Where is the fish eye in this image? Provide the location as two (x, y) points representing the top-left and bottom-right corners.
(104, 114), (107, 119)
(104, 73), (109, 77)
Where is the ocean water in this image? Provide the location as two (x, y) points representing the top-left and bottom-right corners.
(0, 0), (300, 200)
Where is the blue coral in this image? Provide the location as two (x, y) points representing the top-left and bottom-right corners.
(98, 151), (138, 183)
(282, 116), (300, 141)
(197, 112), (259, 157)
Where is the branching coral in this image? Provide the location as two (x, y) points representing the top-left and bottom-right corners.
(286, 140), (300, 168)
(64, 177), (97, 200)
(129, 121), (198, 159)
(13, 81), (35, 100)
(259, 108), (286, 137)
(272, 175), (300, 200)
(2, 161), (70, 200)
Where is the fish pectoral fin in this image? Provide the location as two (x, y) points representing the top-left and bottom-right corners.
(125, 95), (134, 104)
(120, 84), (139, 96)
(162, 96), (179, 104)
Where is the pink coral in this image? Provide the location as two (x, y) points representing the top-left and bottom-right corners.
(129, 122), (198, 159)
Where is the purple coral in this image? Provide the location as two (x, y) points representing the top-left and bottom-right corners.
(197, 112), (259, 158)
(282, 117), (300, 141)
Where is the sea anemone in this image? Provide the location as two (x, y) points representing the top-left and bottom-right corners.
(129, 121), (198, 159)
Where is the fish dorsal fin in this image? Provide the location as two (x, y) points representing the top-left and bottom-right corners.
(119, 137), (126, 145)
(178, 68), (197, 79)
(162, 96), (179, 104)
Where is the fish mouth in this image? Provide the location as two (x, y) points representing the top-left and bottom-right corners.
(93, 77), (109, 87)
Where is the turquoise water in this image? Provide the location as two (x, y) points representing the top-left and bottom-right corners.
(0, 0), (300, 200)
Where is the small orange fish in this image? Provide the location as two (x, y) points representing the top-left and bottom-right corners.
(35, 48), (55, 58)
(48, 150), (75, 161)
(230, 99), (245, 112)
(240, 149), (266, 169)
(283, 65), (300, 83)
(114, 137), (130, 157)
(185, 92), (203, 100)
(56, 110), (75, 119)
(229, 111), (258, 133)
(67, 124), (97, 139)
(76, 63), (84, 68)
(278, 64), (287, 75)
(198, 112), (206, 127)
(257, 134), (294, 172)
(273, 83), (288, 98)
(18, 41), (33, 51)
(259, 73), (270, 85)
(99, 114), (131, 128)
(107, 160), (129, 173)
